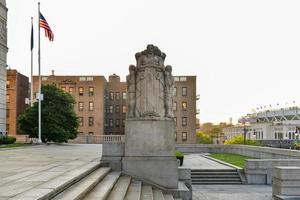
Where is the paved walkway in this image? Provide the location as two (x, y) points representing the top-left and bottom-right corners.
(0, 144), (101, 199)
(182, 154), (233, 169)
(193, 185), (273, 200)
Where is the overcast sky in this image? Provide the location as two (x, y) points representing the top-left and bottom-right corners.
(6, 0), (300, 124)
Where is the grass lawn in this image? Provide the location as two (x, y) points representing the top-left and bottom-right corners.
(209, 153), (256, 168)
(0, 143), (30, 148)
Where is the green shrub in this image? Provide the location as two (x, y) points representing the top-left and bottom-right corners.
(0, 136), (16, 145)
(224, 135), (260, 146)
(176, 150), (184, 166)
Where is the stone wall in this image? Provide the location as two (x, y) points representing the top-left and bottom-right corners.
(176, 144), (300, 159)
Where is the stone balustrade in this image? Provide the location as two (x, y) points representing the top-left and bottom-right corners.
(69, 135), (125, 144)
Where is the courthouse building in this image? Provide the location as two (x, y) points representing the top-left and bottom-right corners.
(0, 0), (7, 134)
(6, 69), (29, 135)
(33, 72), (198, 144)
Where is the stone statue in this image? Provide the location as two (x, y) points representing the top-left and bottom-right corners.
(164, 65), (174, 118)
(126, 65), (136, 118)
(126, 44), (174, 119)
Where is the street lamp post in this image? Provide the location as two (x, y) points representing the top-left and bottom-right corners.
(243, 125), (247, 145)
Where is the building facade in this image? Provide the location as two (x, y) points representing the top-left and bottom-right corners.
(223, 107), (300, 141)
(0, 0), (7, 134)
(33, 73), (107, 136)
(105, 74), (127, 135)
(6, 69), (29, 135)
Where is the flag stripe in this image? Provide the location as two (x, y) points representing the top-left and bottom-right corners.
(39, 12), (54, 41)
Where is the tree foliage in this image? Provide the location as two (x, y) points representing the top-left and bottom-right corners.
(196, 131), (213, 144)
(224, 135), (260, 145)
(18, 85), (79, 143)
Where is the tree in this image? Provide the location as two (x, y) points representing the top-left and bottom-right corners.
(224, 135), (259, 145)
(18, 85), (79, 143)
(196, 131), (213, 144)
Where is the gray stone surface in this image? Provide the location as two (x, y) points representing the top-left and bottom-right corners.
(0, 144), (101, 199)
(182, 154), (233, 169)
(193, 185), (272, 200)
(272, 167), (300, 197)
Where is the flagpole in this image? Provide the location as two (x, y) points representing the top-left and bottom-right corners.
(30, 17), (34, 107)
(38, 2), (42, 143)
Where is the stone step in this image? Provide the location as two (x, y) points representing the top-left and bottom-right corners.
(192, 177), (241, 181)
(52, 167), (111, 200)
(191, 169), (236, 172)
(141, 185), (154, 200)
(192, 175), (240, 178)
(192, 181), (242, 185)
(83, 171), (121, 200)
(191, 171), (238, 175)
(124, 180), (142, 200)
(153, 189), (164, 200)
(163, 194), (174, 200)
(9, 162), (101, 200)
(106, 176), (131, 200)
(274, 195), (300, 200)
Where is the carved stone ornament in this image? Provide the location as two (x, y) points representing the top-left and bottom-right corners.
(126, 44), (174, 120)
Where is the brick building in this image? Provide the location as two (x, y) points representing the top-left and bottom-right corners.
(105, 74), (127, 135)
(6, 69), (29, 135)
(33, 72), (106, 136)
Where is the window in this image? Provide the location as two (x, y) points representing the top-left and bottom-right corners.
(122, 105), (127, 113)
(182, 102), (187, 111)
(86, 77), (93, 81)
(6, 95), (9, 103)
(61, 87), (66, 92)
(88, 117), (94, 127)
(175, 132), (177, 142)
(174, 117), (177, 126)
(6, 80), (10, 88)
(182, 87), (187, 96)
(79, 87), (84, 96)
(109, 92), (114, 100)
(89, 87), (94, 96)
(6, 109), (9, 117)
(78, 102), (84, 111)
(88, 132), (94, 135)
(182, 117), (187, 126)
(174, 77), (179, 82)
(173, 87), (177, 97)
(122, 92), (127, 100)
(122, 119), (125, 127)
(116, 119), (120, 127)
(69, 87), (74, 94)
(182, 132), (187, 141)
(79, 77), (86, 81)
(109, 105), (113, 113)
(180, 76), (187, 81)
(109, 119), (114, 127)
(79, 117), (83, 126)
(115, 92), (120, 100)
(89, 102), (94, 111)
(173, 102), (177, 111)
(42, 76), (48, 81)
(115, 105), (120, 113)
(275, 132), (277, 140)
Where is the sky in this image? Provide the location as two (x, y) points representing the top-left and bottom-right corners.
(6, 0), (300, 124)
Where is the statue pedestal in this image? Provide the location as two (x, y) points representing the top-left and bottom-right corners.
(122, 119), (178, 189)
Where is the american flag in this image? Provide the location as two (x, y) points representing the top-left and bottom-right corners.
(39, 12), (54, 41)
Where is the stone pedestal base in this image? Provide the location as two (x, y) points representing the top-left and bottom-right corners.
(122, 156), (178, 189)
(122, 119), (178, 189)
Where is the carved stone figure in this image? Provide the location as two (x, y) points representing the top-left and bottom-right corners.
(126, 65), (136, 118)
(164, 65), (174, 118)
(126, 44), (174, 119)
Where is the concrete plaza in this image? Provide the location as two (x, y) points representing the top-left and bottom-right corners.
(0, 144), (101, 199)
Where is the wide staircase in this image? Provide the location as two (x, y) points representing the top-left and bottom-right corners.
(191, 169), (242, 185)
(50, 165), (183, 200)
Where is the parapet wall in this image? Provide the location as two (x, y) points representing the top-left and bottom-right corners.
(176, 144), (300, 159)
